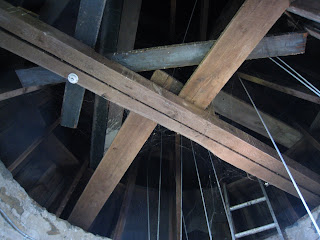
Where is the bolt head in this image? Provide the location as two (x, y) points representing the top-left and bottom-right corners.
(68, 73), (79, 84)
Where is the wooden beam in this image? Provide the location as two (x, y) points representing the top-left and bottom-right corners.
(238, 72), (320, 105)
(287, 0), (320, 24)
(1, 2), (319, 225)
(60, 0), (106, 128)
(213, 91), (303, 148)
(55, 160), (88, 217)
(178, 0), (290, 107)
(113, 160), (139, 240)
(13, 33), (307, 85)
(8, 118), (60, 174)
(0, 85), (44, 102)
(109, 32), (307, 72)
(104, 0), (142, 155)
(90, 0), (123, 169)
(68, 71), (176, 229)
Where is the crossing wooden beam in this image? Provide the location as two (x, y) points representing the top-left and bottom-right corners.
(2, 0), (320, 231)
(287, 0), (320, 24)
(60, 0), (106, 128)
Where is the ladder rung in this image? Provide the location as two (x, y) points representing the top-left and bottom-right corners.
(230, 197), (266, 211)
(235, 223), (276, 238)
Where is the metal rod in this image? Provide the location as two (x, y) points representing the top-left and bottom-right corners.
(147, 164), (150, 240)
(156, 131), (163, 240)
(223, 183), (237, 240)
(179, 135), (183, 240)
(230, 197), (266, 211)
(258, 179), (284, 240)
(235, 223), (276, 238)
(208, 152), (236, 240)
(239, 76), (320, 237)
(190, 140), (213, 240)
(182, 211), (189, 240)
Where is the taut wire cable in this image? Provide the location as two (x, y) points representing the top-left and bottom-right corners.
(239, 76), (320, 237)
(190, 140), (213, 240)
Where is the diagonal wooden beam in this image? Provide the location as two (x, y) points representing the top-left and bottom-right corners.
(178, 0), (290, 107)
(2, 0), (320, 229)
(287, 0), (320, 24)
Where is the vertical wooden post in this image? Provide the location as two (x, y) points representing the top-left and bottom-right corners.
(175, 134), (182, 240)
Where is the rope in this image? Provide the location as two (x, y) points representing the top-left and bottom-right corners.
(190, 140), (213, 240)
(238, 76), (320, 237)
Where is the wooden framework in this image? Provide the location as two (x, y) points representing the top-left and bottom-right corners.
(0, 0), (320, 235)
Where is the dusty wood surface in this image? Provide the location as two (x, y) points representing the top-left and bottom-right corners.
(0, 85), (44, 102)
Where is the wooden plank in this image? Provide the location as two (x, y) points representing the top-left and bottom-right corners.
(1, 2), (319, 214)
(238, 72), (320, 105)
(293, 122), (320, 152)
(104, 0), (142, 154)
(113, 160), (139, 240)
(90, 0), (123, 169)
(109, 32), (307, 72)
(305, 24), (320, 40)
(213, 91), (303, 148)
(16, 67), (65, 87)
(0, 85), (44, 102)
(7, 118), (60, 174)
(68, 71), (176, 230)
(60, 0), (106, 128)
(178, 0), (289, 107)
(14, 33), (307, 83)
(287, 0), (320, 24)
(56, 160), (88, 217)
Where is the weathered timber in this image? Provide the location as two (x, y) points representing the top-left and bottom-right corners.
(60, 0), (106, 128)
(238, 72), (320, 105)
(287, 0), (320, 24)
(14, 33), (307, 85)
(0, 85), (44, 102)
(109, 32), (307, 72)
(213, 91), (302, 148)
(178, 0), (289, 107)
(1, 2), (319, 223)
(16, 67), (65, 87)
(113, 160), (140, 240)
(68, 71), (177, 229)
(8, 118), (60, 174)
(104, 0), (142, 156)
(90, 0), (123, 169)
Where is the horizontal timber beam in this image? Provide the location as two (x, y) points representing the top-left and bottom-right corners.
(108, 32), (307, 72)
(0, 85), (45, 102)
(1, 1), (319, 230)
(238, 72), (320, 105)
(287, 0), (320, 24)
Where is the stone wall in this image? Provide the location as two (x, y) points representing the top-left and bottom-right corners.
(0, 161), (110, 240)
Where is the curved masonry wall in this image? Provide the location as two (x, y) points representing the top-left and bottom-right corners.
(0, 161), (110, 240)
